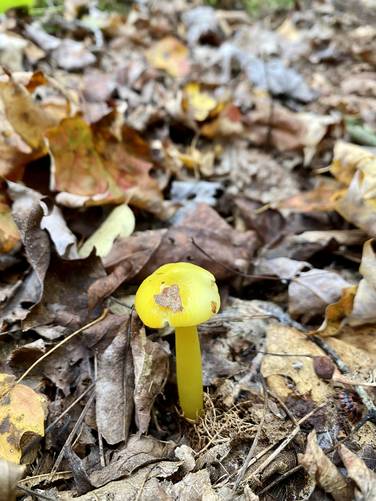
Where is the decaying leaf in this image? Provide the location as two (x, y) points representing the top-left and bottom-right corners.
(299, 430), (353, 501)
(0, 191), (20, 253)
(95, 314), (133, 445)
(145, 36), (190, 78)
(79, 204), (135, 258)
(330, 141), (376, 236)
(0, 373), (46, 463)
(261, 323), (333, 403)
(0, 459), (25, 501)
(339, 445), (376, 501)
(0, 75), (58, 152)
(47, 116), (114, 199)
(182, 82), (218, 122)
(288, 269), (351, 321)
(102, 203), (257, 297)
(131, 325), (170, 434)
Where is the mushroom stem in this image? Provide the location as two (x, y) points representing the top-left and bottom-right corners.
(175, 325), (203, 420)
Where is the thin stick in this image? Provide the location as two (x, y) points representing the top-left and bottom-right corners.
(243, 403), (326, 484)
(16, 309), (108, 386)
(16, 485), (57, 500)
(94, 353), (106, 468)
(257, 464), (303, 495)
(50, 390), (96, 478)
(234, 379), (268, 490)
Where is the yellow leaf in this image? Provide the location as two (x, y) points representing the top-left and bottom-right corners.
(182, 83), (218, 122)
(330, 141), (376, 235)
(146, 37), (190, 78)
(0, 192), (20, 253)
(0, 374), (46, 464)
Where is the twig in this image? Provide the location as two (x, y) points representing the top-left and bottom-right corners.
(191, 238), (284, 281)
(16, 485), (57, 500)
(50, 390), (96, 479)
(234, 378), (268, 490)
(266, 388), (298, 426)
(94, 353), (106, 468)
(257, 464), (303, 496)
(242, 403), (326, 485)
(21, 384), (95, 461)
(16, 309), (108, 386)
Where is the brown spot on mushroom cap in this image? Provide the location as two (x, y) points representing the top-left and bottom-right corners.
(211, 301), (217, 313)
(154, 284), (183, 313)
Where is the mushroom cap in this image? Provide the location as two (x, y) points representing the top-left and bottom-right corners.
(135, 262), (220, 328)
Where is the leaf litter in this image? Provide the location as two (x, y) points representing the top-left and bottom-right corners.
(0, 0), (376, 500)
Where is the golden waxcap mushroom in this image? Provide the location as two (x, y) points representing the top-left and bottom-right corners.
(135, 262), (220, 421)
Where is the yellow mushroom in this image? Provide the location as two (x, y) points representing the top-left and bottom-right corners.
(135, 262), (220, 421)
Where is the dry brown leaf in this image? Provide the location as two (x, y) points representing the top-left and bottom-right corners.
(0, 76), (58, 152)
(299, 430), (353, 501)
(0, 190), (19, 253)
(319, 240), (376, 333)
(131, 325), (170, 434)
(288, 269), (351, 321)
(0, 459), (25, 501)
(47, 116), (115, 199)
(330, 142), (376, 236)
(0, 373), (46, 464)
(339, 445), (376, 501)
(100, 204), (257, 300)
(261, 323), (333, 403)
(95, 314), (133, 445)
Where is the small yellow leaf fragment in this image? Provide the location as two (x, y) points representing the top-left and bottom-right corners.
(182, 82), (218, 122)
(146, 37), (190, 78)
(0, 374), (46, 464)
(154, 284), (183, 312)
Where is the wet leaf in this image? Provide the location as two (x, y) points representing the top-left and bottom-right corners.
(0, 373), (46, 464)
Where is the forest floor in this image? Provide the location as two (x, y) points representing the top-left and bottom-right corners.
(0, 0), (376, 499)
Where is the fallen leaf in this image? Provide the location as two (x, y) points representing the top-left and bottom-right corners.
(0, 75), (58, 152)
(131, 325), (170, 434)
(0, 191), (20, 253)
(0, 459), (25, 501)
(103, 203), (257, 289)
(93, 124), (163, 215)
(23, 253), (106, 332)
(261, 323), (334, 403)
(89, 434), (176, 488)
(339, 445), (376, 501)
(95, 314), (134, 445)
(330, 142), (376, 236)
(0, 373), (46, 463)
(40, 199), (78, 259)
(146, 36), (190, 78)
(79, 204), (135, 258)
(299, 430), (353, 501)
(182, 82), (218, 122)
(47, 116), (113, 198)
(51, 39), (96, 71)
(288, 269), (351, 321)
(348, 239), (376, 326)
